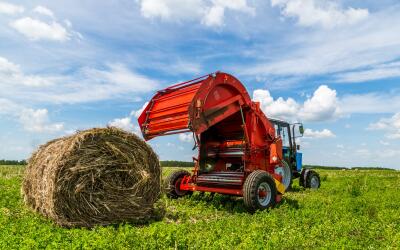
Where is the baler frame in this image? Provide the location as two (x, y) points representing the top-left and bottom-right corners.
(138, 72), (318, 210)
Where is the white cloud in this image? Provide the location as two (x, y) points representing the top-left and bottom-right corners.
(0, 56), (55, 87)
(108, 103), (151, 135)
(139, 0), (205, 21)
(33, 6), (54, 18)
(0, 98), (19, 114)
(108, 116), (142, 135)
(10, 17), (70, 41)
(254, 85), (400, 125)
(355, 148), (370, 156)
(379, 149), (400, 158)
(19, 108), (64, 133)
(109, 117), (136, 132)
(271, 0), (368, 28)
(9, 6), (81, 42)
(304, 128), (335, 138)
(138, 0), (254, 27)
(202, 5), (224, 27)
(299, 85), (340, 122)
(84, 64), (156, 93)
(253, 85), (339, 122)
(0, 98), (64, 133)
(166, 142), (184, 150)
(334, 61), (400, 83)
(368, 112), (400, 140)
(241, 6), (400, 82)
(0, 1), (24, 15)
(202, 0), (254, 27)
(178, 133), (193, 143)
(131, 102), (149, 118)
(340, 92), (400, 114)
(0, 56), (19, 73)
(253, 89), (299, 121)
(0, 57), (159, 105)
(380, 140), (390, 146)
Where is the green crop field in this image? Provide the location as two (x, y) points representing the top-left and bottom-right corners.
(1, 165), (399, 249)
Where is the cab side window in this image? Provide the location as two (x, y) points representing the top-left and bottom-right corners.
(281, 126), (290, 148)
(274, 124), (290, 147)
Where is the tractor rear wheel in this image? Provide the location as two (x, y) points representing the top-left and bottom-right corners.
(300, 169), (321, 189)
(165, 170), (192, 199)
(243, 170), (277, 211)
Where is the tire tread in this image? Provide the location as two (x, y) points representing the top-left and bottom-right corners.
(243, 170), (277, 211)
(165, 170), (191, 199)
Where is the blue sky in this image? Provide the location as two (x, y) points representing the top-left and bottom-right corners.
(0, 0), (399, 169)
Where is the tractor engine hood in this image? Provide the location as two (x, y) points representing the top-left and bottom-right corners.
(138, 72), (252, 140)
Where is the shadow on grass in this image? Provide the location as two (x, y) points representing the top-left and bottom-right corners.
(276, 197), (300, 209)
(185, 190), (303, 213)
(105, 204), (166, 229)
(286, 185), (304, 193)
(188, 192), (248, 213)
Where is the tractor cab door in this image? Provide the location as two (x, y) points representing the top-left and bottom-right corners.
(275, 124), (293, 159)
(269, 119), (297, 170)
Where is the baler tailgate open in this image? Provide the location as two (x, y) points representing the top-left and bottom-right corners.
(138, 81), (202, 139)
(138, 72), (253, 140)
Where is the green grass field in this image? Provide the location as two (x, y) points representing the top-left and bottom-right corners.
(1, 165), (399, 249)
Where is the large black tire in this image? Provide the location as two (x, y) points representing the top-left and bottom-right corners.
(165, 170), (192, 199)
(243, 170), (277, 212)
(300, 169), (321, 189)
(299, 169), (308, 187)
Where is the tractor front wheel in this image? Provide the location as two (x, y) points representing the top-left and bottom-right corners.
(243, 170), (277, 211)
(165, 170), (192, 199)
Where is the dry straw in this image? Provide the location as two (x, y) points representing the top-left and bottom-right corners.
(22, 127), (161, 227)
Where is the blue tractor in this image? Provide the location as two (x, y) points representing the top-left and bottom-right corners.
(269, 118), (321, 190)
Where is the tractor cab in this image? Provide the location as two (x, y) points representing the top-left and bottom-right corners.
(269, 119), (320, 189)
(269, 118), (304, 177)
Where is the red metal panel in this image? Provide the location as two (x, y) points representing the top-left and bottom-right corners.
(181, 183), (243, 196)
(138, 72), (254, 140)
(138, 81), (203, 139)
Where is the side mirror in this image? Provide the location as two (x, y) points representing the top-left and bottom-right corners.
(299, 125), (304, 135)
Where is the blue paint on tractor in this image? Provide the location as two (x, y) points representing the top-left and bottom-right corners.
(296, 152), (302, 171)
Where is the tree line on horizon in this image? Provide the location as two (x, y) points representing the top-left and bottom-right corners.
(0, 159), (27, 165)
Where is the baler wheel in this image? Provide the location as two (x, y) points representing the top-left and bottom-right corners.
(165, 170), (192, 199)
(300, 169), (321, 189)
(243, 170), (277, 211)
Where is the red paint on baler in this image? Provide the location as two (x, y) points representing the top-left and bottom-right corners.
(138, 72), (284, 197)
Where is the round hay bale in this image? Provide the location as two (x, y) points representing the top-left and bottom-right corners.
(22, 127), (161, 227)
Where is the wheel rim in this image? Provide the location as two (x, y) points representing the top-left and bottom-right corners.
(174, 177), (186, 196)
(257, 182), (272, 206)
(274, 161), (291, 189)
(310, 176), (319, 189)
